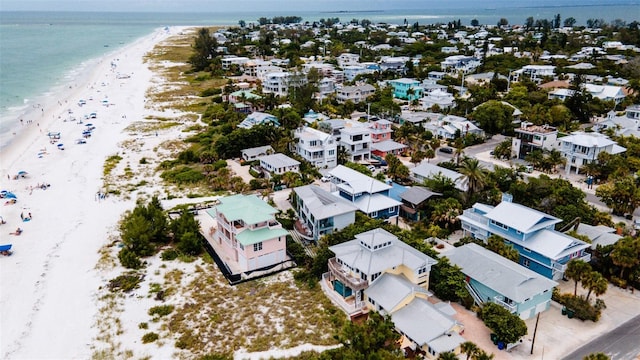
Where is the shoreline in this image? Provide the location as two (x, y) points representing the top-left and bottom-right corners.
(0, 26), (189, 359)
(0, 31), (157, 156)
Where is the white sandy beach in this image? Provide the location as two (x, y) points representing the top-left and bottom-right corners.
(0, 27), (182, 359)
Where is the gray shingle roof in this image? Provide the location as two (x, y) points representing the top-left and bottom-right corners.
(399, 186), (441, 205)
(444, 243), (557, 302)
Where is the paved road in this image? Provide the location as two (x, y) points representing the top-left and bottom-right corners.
(562, 314), (640, 360)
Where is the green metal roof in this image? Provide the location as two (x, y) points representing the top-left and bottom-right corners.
(215, 194), (278, 224)
(237, 227), (289, 246)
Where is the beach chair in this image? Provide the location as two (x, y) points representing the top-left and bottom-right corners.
(9, 228), (22, 236)
(0, 244), (12, 256)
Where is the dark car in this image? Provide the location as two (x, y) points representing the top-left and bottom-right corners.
(439, 147), (453, 154)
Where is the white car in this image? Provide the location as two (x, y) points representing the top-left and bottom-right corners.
(321, 175), (332, 182)
(367, 165), (376, 172)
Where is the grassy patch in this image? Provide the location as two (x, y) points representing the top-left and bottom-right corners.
(141, 332), (159, 344)
(103, 154), (123, 177)
(149, 304), (175, 318)
(108, 272), (144, 293)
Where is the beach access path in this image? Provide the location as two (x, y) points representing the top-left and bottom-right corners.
(0, 27), (178, 359)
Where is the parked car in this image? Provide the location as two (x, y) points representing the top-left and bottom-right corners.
(367, 165), (376, 172)
(439, 147), (453, 154)
(320, 175), (332, 182)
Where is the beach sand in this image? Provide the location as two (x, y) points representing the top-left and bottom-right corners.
(0, 27), (182, 359)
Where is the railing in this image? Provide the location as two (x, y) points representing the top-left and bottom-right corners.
(466, 283), (484, 306)
(328, 258), (369, 291)
(554, 253), (592, 272)
(493, 296), (517, 313)
(321, 273), (368, 315)
(461, 209), (487, 224)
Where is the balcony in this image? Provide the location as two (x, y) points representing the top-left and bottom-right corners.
(321, 273), (368, 316)
(461, 209), (488, 225)
(328, 258), (369, 291)
(554, 253), (592, 272)
(493, 296), (517, 313)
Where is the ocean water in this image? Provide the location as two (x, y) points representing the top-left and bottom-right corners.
(0, 4), (638, 146)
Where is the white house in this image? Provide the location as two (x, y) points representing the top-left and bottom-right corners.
(336, 84), (376, 104)
(294, 126), (338, 168)
(558, 132), (627, 174)
(340, 123), (372, 162)
(258, 153), (300, 177)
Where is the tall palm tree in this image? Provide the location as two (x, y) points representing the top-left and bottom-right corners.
(453, 138), (465, 166)
(546, 149), (566, 173)
(459, 157), (487, 199)
(610, 238), (640, 279)
(583, 271), (608, 301)
(565, 259), (592, 296)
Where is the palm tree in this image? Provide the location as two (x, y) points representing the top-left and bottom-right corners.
(546, 149), (566, 173)
(460, 341), (479, 360)
(583, 271), (608, 301)
(425, 148), (435, 163)
(474, 351), (495, 360)
(610, 237), (640, 279)
(437, 351), (458, 360)
(453, 138), (465, 166)
(459, 157), (487, 199)
(565, 259), (592, 296)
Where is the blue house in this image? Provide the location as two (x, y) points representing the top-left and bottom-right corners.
(444, 243), (558, 320)
(388, 78), (423, 101)
(292, 185), (358, 242)
(328, 165), (401, 219)
(458, 199), (591, 280)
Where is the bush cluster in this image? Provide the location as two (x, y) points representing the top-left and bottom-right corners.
(553, 292), (606, 322)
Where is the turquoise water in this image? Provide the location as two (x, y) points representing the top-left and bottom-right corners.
(0, 5), (638, 143)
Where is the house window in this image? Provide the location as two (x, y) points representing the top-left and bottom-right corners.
(254, 242), (263, 252)
(523, 258), (530, 268)
(328, 149), (335, 155)
(239, 244), (244, 250)
(369, 297), (376, 305)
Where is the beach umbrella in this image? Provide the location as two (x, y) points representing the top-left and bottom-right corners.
(17, 171), (27, 175)
(4, 192), (17, 199)
(85, 123), (93, 127)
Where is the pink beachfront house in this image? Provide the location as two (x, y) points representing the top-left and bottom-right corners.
(210, 194), (288, 272)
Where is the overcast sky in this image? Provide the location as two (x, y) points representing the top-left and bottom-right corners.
(1, 0), (436, 12)
(4, 0), (622, 12)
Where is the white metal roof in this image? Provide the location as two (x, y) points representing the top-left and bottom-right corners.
(329, 228), (437, 275)
(329, 165), (391, 194)
(444, 243), (557, 302)
(364, 273), (431, 312)
(293, 185), (357, 220)
(391, 297), (459, 348)
(484, 202), (560, 234)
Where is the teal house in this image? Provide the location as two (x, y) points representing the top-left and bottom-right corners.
(444, 243), (558, 320)
(458, 199), (591, 280)
(388, 78), (423, 101)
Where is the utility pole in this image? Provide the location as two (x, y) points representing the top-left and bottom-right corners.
(530, 312), (540, 355)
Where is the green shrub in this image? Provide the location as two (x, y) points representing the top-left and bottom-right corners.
(212, 159), (227, 170)
(139, 157), (148, 164)
(610, 276), (627, 289)
(200, 88), (222, 97)
(160, 166), (205, 184)
(554, 293), (603, 321)
(249, 169), (260, 178)
(138, 322), (148, 329)
(108, 272), (143, 293)
(148, 305), (174, 317)
(161, 249), (179, 261)
(479, 302), (527, 343)
(118, 248), (142, 269)
(142, 332), (159, 343)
